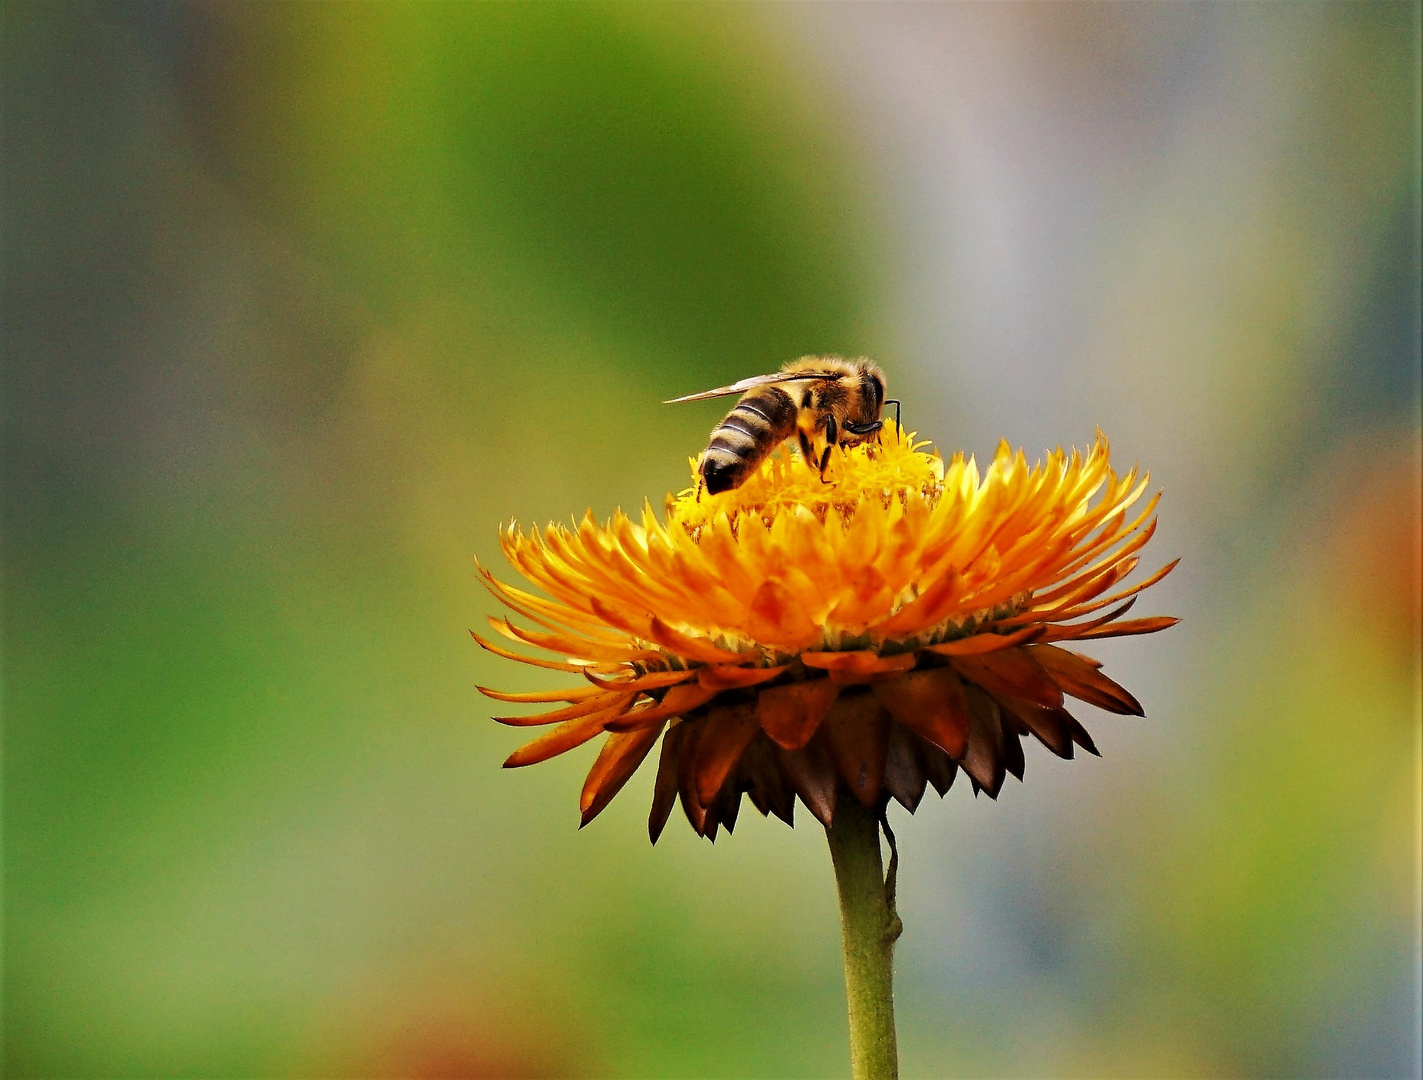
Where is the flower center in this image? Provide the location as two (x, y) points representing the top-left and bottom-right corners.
(668, 425), (945, 536)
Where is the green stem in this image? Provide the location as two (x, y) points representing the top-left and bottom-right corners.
(825, 798), (901, 1080)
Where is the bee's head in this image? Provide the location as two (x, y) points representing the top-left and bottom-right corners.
(841, 361), (887, 442)
(864, 369), (886, 416)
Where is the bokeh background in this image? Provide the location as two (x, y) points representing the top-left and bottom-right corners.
(4, 3), (1420, 1077)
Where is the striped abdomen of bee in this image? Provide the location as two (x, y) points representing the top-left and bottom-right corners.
(699, 386), (799, 495)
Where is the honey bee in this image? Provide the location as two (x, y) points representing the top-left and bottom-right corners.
(666, 356), (900, 495)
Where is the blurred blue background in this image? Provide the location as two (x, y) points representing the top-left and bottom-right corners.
(4, 3), (1419, 1077)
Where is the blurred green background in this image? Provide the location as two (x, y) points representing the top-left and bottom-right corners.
(3, 3), (1418, 1077)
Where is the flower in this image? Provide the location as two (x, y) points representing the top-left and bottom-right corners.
(474, 426), (1178, 842)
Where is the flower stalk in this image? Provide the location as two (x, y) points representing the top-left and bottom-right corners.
(826, 798), (901, 1080)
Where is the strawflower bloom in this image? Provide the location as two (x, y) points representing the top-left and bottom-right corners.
(476, 426), (1175, 835)
(473, 425), (1177, 1078)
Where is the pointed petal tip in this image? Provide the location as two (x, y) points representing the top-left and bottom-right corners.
(649, 795), (672, 844)
(579, 793), (612, 828)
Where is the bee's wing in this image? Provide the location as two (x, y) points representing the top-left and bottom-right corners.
(664, 370), (846, 404)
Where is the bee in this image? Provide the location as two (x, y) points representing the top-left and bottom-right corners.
(666, 356), (900, 496)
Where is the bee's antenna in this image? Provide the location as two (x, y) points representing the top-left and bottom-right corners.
(885, 399), (902, 432)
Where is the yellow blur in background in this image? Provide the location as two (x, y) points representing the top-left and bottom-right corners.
(3, 3), (1418, 1077)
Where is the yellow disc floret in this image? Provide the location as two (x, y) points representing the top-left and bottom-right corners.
(669, 424), (944, 533)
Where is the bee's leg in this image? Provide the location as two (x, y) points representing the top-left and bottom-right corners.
(819, 414), (841, 482)
(886, 399), (902, 433)
(797, 430), (816, 469)
(696, 477), (704, 503)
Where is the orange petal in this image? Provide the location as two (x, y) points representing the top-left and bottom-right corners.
(487, 615), (653, 664)
(1028, 556), (1139, 616)
(649, 722), (690, 843)
(757, 679), (842, 750)
(951, 648), (1063, 709)
(917, 731), (960, 797)
(825, 565), (894, 631)
(1037, 598), (1138, 641)
(883, 721), (929, 813)
(959, 685), (1006, 797)
(580, 722), (666, 826)
(1000, 701), (1026, 781)
(503, 704), (621, 768)
(493, 691), (635, 727)
(748, 578), (820, 650)
(584, 668), (695, 692)
(477, 684), (603, 704)
(701, 772), (743, 841)
(694, 702), (762, 804)
(774, 738), (839, 827)
(1027, 501), (1159, 605)
(994, 695), (1074, 759)
(801, 651), (918, 681)
(818, 692), (892, 808)
(924, 625), (1044, 657)
(697, 664), (788, 691)
(800, 650), (878, 672)
(476, 561), (627, 643)
(1030, 644), (1143, 715)
(604, 682), (719, 732)
(870, 565), (962, 638)
(1042, 514), (1161, 603)
(1049, 558), (1181, 620)
(647, 615), (748, 665)
(675, 719), (711, 836)
(1073, 615), (1180, 639)
(587, 595), (652, 639)
(830, 652), (919, 684)
(739, 736), (796, 825)
(1060, 707), (1101, 756)
(873, 667), (971, 759)
(471, 630), (591, 673)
